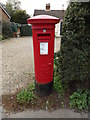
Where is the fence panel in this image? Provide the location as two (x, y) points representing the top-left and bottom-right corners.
(21, 24), (32, 36)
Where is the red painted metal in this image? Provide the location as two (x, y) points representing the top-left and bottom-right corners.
(27, 15), (60, 84)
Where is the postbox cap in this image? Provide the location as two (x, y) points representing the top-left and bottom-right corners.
(27, 15), (60, 24)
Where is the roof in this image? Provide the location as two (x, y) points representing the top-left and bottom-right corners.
(33, 9), (65, 19)
(27, 15), (60, 24)
(0, 4), (11, 19)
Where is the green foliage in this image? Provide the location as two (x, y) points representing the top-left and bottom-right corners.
(2, 21), (13, 38)
(5, 0), (30, 24)
(10, 22), (17, 32)
(12, 10), (30, 24)
(10, 22), (21, 32)
(17, 89), (35, 103)
(54, 51), (60, 76)
(0, 34), (10, 40)
(69, 89), (90, 110)
(6, 0), (21, 15)
(12, 0), (21, 11)
(2, 34), (10, 40)
(54, 52), (65, 95)
(0, 35), (4, 41)
(27, 83), (35, 91)
(17, 83), (35, 103)
(59, 2), (90, 84)
(6, 3), (14, 17)
(54, 75), (64, 95)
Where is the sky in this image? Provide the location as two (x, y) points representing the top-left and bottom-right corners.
(1, 0), (69, 16)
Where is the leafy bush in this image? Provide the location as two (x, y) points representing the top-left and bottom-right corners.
(0, 35), (4, 41)
(17, 83), (35, 103)
(12, 10), (30, 24)
(2, 34), (10, 39)
(69, 89), (90, 110)
(17, 89), (35, 103)
(0, 34), (10, 40)
(54, 75), (64, 95)
(54, 52), (65, 95)
(59, 2), (90, 84)
(54, 51), (61, 77)
(2, 21), (13, 38)
(10, 22), (18, 32)
(10, 22), (21, 32)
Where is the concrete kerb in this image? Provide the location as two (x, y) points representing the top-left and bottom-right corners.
(6, 109), (88, 118)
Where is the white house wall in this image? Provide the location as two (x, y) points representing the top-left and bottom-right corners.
(55, 22), (60, 37)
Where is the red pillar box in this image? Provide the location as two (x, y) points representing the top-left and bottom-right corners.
(27, 15), (60, 96)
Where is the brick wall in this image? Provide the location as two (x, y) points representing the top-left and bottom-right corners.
(0, 8), (10, 22)
(0, 8), (2, 34)
(0, 8), (2, 22)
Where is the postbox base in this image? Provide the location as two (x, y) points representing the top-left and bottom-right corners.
(35, 81), (53, 97)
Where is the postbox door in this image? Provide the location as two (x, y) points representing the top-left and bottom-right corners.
(34, 32), (54, 84)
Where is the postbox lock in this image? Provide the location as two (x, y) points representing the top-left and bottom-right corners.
(48, 62), (52, 66)
(43, 29), (46, 33)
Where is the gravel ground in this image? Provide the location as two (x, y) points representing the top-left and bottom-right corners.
(2, 37), (60, 95)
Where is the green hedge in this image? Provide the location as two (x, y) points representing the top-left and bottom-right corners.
(10, 22), (21, 32)
(0, 35), (4, 41)
(2, 21), (13, 38)
(59, 2), (90, 84)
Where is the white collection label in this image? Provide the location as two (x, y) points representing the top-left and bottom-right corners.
(40, 42), (48, 55)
